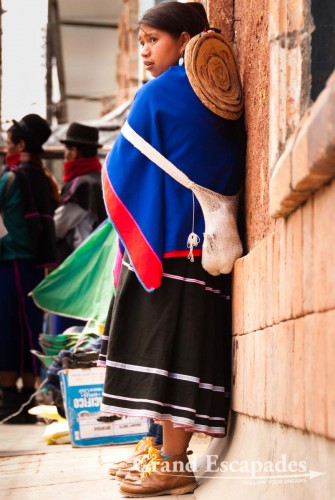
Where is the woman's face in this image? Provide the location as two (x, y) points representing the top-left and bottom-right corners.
(139, 25), (188, 78)
(64, 145), (79, 162)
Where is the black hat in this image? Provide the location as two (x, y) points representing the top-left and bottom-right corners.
(12, 114), (52, 153)
(60, 122), (102, 148)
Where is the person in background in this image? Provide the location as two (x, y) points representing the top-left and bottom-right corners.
(53, 122), (107, 334)
(0, 114), (59, 423)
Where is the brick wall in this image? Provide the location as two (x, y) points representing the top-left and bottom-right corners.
(112, 0), (334, 441)
(207, 0), (335, 441)
(114, 0), (139, 107)
(232, 178), (335, 439)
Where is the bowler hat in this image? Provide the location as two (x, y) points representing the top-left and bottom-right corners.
(12, 114), (52, 153)
(60, 123), (102, 148)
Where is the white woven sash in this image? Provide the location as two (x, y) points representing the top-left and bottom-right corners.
(122, 121), (193, 189)
(121, 121), (242, 275)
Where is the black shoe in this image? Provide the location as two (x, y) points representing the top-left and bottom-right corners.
(0, 386), (26, 423)
(20, 388), (38, 424)
(0, 387), (38, 424)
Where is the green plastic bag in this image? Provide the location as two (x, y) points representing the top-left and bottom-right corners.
(31, 220), (117, 326)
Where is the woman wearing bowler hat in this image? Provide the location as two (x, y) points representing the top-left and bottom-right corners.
(54, 122), (106, 263)
(52, 122), (107, 334)
(0, 113), (59, 422)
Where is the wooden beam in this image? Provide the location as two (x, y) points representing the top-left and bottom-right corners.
(49, 0), (68, 123)
(65, 94), (102, 102)
(57, 20), (118, 30)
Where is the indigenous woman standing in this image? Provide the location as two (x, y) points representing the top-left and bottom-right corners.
(52, 122), (106, 334)
(0, 114), (59, 422)
(99, 2), (245, 496)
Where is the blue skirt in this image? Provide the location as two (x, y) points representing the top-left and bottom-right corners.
(0, 259), (44, 375)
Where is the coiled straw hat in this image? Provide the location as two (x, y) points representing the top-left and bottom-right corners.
(185, 30), (244, 120)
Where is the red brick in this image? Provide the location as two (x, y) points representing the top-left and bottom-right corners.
(252, 246), (261, 332)
(245, 332), (256, 416)
(259, 238), (267, 330)
(232, 257), (244, 336)
(307, 82), (335, 179)
(304, 313), (327, 436)
(269, 142), (293, 218)
(269, 41), (282, 170)
(253, 330), (267, 418)
(209, 0), (234, 42)
(291, 63), (335, 193)
(276, 320), (294, 425)
(291, 208), (304, 318)
(265, 233), (275, 327)
(241, 253), (249, 335)
(313, 180), (335, 312)
(301, 197), (315, 314)
(231, 336), (243, 412)
(286, 45), (304, 131)
(263, 328), (270, 419)
(232, 331), (245, 413)
(325, 309), (335, 439)
(287, 0), (308, 33)
(250, 248), (258, 333)
(238, 332), (249, 415)
(249, 243), (261, 332)
(278, 217), (289, 321)
(284, 214), (294, 320)
(269, 0), (286, 40)
(244, 250), (253, 334)
(265, 325), (279, 421)
(292, 317), (305, 430)
(272, 224), (281, 324)
(240, 332), (249, 414)
(269, 56), (335, 220)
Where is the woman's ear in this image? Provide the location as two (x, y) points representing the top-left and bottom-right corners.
(180, 31), (191, 53)
(72, 147), (81, 160)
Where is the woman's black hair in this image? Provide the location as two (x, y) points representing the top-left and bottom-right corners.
(8, 125), (23, 145)
(76, 146), (98, 158)
(7, 124), (40, 154)
(64, 142), (98, 159)
(139, 1), (210, 39)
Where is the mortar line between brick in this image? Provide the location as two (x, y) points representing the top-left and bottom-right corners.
(230, 410), (335, 441)
(233, 305), (335, 335)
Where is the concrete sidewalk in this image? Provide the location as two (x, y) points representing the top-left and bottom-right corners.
(0, 423), (209, 500)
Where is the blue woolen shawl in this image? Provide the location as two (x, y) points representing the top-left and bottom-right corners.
(103, 65), (244, 292)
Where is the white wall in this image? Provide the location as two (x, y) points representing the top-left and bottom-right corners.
(1, 0), (48, 128)
(61, 26), (119, 121)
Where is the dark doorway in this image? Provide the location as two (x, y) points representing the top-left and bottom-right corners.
(311, 0), (335, 101)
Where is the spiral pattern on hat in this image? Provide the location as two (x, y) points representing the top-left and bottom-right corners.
(185, 31), (243, 120)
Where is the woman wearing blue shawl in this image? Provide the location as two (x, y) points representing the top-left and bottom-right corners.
(99, 2), (245, 496)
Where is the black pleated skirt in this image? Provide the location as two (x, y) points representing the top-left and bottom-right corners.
(98, 255), (232, 436)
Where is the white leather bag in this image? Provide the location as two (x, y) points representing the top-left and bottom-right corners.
(121, 121), (243, 275)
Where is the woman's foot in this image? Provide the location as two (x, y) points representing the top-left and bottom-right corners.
(116, 444), (160, 482)
(108, 436), (159, 477)
(119, 449), (198, 497)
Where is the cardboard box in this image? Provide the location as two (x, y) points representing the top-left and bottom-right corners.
(60, 367), (150, 447)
